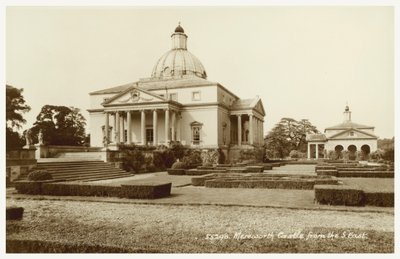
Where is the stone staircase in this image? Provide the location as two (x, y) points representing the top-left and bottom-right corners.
(35, 160), (132, 182)
(55, 151), (104, 161)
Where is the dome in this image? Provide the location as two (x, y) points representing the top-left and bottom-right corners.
(151, 24), (207, 79)
(175, 24), (184, 33)
(151, 49), (207, 79)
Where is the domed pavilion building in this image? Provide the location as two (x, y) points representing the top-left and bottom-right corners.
(88, 24), (265, 159)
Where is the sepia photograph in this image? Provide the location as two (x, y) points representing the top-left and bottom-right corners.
(3, 1), (397, 255)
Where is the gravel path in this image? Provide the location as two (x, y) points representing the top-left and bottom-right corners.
(6, 198), (393, 252)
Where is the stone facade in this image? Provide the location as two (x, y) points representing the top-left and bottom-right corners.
(306, 105), (378, 159)
(88, 25), (265, 155)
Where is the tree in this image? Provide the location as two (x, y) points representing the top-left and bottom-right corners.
(30, 105), (87, 146)
(264, 118), (319, 159)
(6, 85), (31, 150)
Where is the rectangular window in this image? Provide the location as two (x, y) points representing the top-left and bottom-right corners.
(192, 91), (201, 101)
(192, 126), (201, 145)
(146, 128), (154, 143)
(169, 93), (178, 101)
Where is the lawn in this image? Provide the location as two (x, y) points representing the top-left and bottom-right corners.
(6, 198), (394, 253)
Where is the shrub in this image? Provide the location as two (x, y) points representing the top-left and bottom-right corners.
(239, 147), (265, 162)
(314, 185), (364, 206)
(382, 148), (394, 162)
(370, 150), (384, 161)
(120, 148), (145, 173)
(182, 150), (202, 168)
(27, 170), (53, 181)
(201, 149), (220, 165)
(289, 150), (306, 159)
(171, 161), (187, 169)
(170, 143), (186, 160)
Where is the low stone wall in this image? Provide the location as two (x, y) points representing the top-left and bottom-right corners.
(6, 149), (37, 182)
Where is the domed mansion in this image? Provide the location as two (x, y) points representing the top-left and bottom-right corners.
(88, 24), (265, 159)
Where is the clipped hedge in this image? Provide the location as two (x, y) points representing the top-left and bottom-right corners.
(167, 169), (186, 175)
(16, 181), (172, 199)
(316, 170), (338, 177)
(314, 185), (364, 206)
(185, 169), (227, 176)
(121, 183), (172, 199)
(315, 165), (337, 172)
(191, 174), (216, 186)
(205, 179), (316, 190)
(41, 183), (121, 197)
(364, 192), (394, 207)
(337, 171), (394, 178)
(15, 180), (56, 195)
(245, 166), (264, 173)
(6, 206), (24, 220)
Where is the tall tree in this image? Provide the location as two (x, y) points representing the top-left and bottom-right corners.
(6, 85), (31, 150)
(264, 118), (319, 158)
(30, 105), (87, 146)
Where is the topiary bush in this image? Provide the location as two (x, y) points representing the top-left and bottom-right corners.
(27, 170), (53, 181)
(120, 148), (145, 173)
(181, 150), (203, 168)
(171, 161), (187, 169)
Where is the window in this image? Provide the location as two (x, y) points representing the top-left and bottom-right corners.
(349, 131), (355, 136)
(192, 91), (201, 101)
(190, 121), (203, 145)
(159, 94), (165, 98)
(124, 130), (127, 142)
(192, 127), (201, 144)
(146, 128), (154, 143)
(169, 93), (178, 101)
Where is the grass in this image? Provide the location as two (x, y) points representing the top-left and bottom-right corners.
(6, 199), (394, 253)
(340, 178), (394, 192)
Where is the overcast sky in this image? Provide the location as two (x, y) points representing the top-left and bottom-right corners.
(6, 6), (394, 138)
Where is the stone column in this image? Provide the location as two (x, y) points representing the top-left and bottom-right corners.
(120, 112), (125, 143)
(141, 110), (146, 145)
(176, 113), (181, 141)
(249, 114), (253, 145)
(316, 144), (319, 159)
(237, 114), (242, 146)
(116, 112), (120, 144)
(153, 109), (158, 146)
(307, 143), (311, 159)
(104, 112), (109, 147)
(165, 109), (170, 144)
(171, 111), (176, 141)
(127, 111), (132, 144)
(113, 112), (117, 143)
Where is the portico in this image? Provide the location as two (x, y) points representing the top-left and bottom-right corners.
(102, 103), (181, 148)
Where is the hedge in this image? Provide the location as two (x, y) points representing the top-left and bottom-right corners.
(316, 170), (338, 177)
(167, 169), (186, 175)
(315, 166), (337, 172)
(6, 206), (24, 220)
(15, 180), (57, 195)
(245, 166), (264, 173)
(364, 192), (394, 207)
(185, 169), (227, 175)
(191, 174), (216, 186)
(121, 183), (172, 199)
(314, 185), (364, 206)
(205, 179), (317, 190)
(16, 181), (172, 199)
(338, 167), (389, 172)
(337, 171), (394, 178)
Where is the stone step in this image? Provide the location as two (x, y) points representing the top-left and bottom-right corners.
(36, 165), (118, 172)
(52, 171), (132, 181)
(56, 152), (103, 159)
(46, 168), (128, 178)
(38, 160), (105, 166)
(58, 173), (133, 182)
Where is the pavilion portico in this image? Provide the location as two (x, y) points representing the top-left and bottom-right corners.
(230, 112), (264, 146)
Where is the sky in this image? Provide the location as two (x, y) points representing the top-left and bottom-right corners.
(5, 6), (394, 138)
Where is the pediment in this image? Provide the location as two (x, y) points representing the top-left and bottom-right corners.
(103, 86), (166, 106)
(328, 128), (377, 139)
(253, 99), (266, 116)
